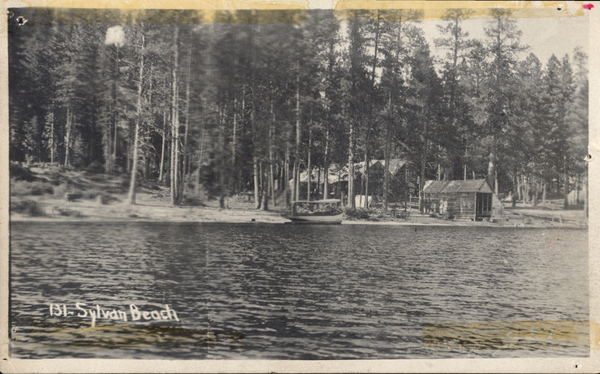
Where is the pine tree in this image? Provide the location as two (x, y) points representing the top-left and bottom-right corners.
(483, 8), (527, 192)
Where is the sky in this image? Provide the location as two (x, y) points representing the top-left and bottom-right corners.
(419, 12), (590, 70)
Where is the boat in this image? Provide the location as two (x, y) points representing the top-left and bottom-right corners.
(283, 199), (343, 224)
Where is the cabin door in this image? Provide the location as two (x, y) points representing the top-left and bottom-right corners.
(476, 193), (492, 219)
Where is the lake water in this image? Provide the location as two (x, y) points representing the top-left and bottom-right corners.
(9, 222), (589, 359)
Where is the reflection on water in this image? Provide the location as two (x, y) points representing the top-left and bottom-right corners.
(10, 222), (589, 359)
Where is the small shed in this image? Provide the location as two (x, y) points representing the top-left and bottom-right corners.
(422, 179), (504, 221)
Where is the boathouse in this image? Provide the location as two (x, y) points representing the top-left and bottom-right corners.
(422, 179), (504, 221)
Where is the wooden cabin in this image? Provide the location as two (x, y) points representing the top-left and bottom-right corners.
(422, 179), (504, 221)
(290, 159), (409, 202)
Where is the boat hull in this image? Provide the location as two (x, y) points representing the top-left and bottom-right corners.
(283, 214), (343, 225)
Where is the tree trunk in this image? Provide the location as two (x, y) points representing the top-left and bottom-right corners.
(418, 117), (427, 213)
(317, 165), (321, 199)
(239, 88), (246, 194)
(285, 133), (290, 207)
(112, 108), (118, 172)
(363, 12), (379, 210)
(494, 171), (498, 195)
(251, 90), (261, 209)
(64, 107), (71, 166)
(126, 121), (133, 174)
(232, 98), (237, 192)
(262, 162), (269, 211)
(294, 70), (301, 202)
(383, 98), (391, 211)
(348, 118), (355, 209)
(575, 173), (580, 204)
(364, 153), (369, 208)
(487, 133), (496, 189)
(254, 156), (261, 209)
(182, 43), (192, 196)
(532, 176), (538, 207)
(338, 166), (342, 200)
(128, 33), (145, 205)
(323, 126), (330, 200)
(50, 111), (55, 164)
(584, 166), (588, 217)
(360, 159), (365, 202)
(195, 125), (205, 196)
(516, 173), (522, 202)
(563, 161), (569, 209)
(170, 124), (176, 203)
(419, 158), (426, 213)
(307, 126), (312, 201)
(170, 27), (180, 206)
(269, 102), (276, 206)
(542, 179), (546, 205)
(219, 106), (226, 209)
(114, 46), (120, 169)
(159, 111), (166, 183)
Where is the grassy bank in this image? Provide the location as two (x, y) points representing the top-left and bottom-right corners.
(9, 162), (587, 228)
(9, 162), (290, 224)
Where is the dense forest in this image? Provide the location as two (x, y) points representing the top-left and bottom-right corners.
(8, 8), (588, 212)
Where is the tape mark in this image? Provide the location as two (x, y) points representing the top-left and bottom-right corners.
(422, 320), (590, 351)
(334, 0), (585, 19)
(10, 319), (245, 351)
(591, 320), (600, 350)
(29, 1), (586, 23)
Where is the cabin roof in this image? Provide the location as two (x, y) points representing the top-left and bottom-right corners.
(383, 159), (407, 176)
(292, 199), (341, 204)
(292, 158), (407, 184)
(423, 179), (493, 194)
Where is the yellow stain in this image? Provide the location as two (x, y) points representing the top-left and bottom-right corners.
(31, 0), (308, 10)
(423, 320), (590, 350)
(591, 320), (600, 350)
(9, 1), (585, 22)
(333, 1), (584, 20)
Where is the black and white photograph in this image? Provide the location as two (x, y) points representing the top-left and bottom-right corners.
(1, 0), (598, 371)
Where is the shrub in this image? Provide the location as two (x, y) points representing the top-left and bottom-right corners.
(181, 195), (206, 207)
(120, 177), (131, 188)
(11, 179), (54, 196)
(9, 163), (36, 181)
(64, 192), (83, 202)
(343, 208), (371, 220)
(11, 200), (46, 216)
(57, 208), (84, 218)
(30, 181), (54, 195)
(80, 189), (103, 200)
(95, 194), (110, 205)
(53, 183), (70, 196)
(85, 161), (104, 174)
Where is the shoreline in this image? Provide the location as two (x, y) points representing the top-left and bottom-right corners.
(9, 164), (588, 229)
(9, 204), (587, 229)
(9, 218), (587, 229)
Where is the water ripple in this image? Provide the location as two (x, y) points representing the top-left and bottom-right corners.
(10, 222), (589, 359)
